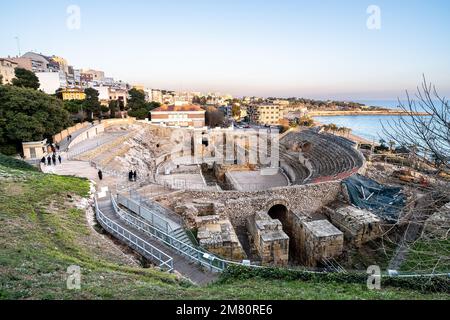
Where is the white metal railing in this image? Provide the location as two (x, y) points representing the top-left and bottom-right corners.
(111, 194), (236, 272)
(117, 193), (174, 234)
(94, 198), (174, 271)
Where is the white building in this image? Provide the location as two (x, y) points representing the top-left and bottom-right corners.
(36, 71), (67, 94)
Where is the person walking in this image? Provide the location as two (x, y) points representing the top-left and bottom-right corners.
(41, 157), (46, 165)
(47, 156), (51, 166)
(98, 170), (103, 180)
(133, 170), (137, 182)
(58, 155), (62, 164)
(128, 170), (133, 181)
(52, 154), (56, 165)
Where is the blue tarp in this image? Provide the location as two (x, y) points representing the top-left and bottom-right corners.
(342, 174), (406, 223)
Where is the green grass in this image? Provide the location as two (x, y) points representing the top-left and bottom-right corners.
(0, 153), (37, 172)
(401, 239), (450, 273)
(0, 156), (449, 300)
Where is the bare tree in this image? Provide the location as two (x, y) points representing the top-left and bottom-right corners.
(382, 76), (449, 172)
(379, 76), (450, 274)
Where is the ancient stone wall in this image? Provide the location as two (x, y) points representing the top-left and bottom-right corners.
(165, 181), (342, 226)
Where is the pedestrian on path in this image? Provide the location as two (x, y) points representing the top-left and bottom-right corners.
(58, 155), (62, 164)
(41, 157), (46, 165)
(98, 170), (103, 180)
(128, 170), (133, 181)
(52, 154), (56, 165)
(133, 170), (137, 181)
(56, 144), (60, 151)
(47, 156), (51, 166)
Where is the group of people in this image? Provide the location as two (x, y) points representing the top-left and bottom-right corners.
(66, 134), (73, 142)
(40, 142), (63, 166)
(41, 153), (62, 166)
(128, 170), (137, 181)
(96, 169), (137, 182)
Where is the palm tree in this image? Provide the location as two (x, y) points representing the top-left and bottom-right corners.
(329, 124), (338, 135)
(346, 128), (352, 137)
(388, 140), (396, 153)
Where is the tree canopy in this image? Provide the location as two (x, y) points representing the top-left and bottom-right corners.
(0, 85), (72, 154)
(127, 88), (160, 119)
(83, 88), (101, 121)
(205, 106), (224, 128)
(12, 68), (40, 90)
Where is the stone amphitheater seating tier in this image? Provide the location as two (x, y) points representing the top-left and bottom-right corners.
(280, 130), (364, 184)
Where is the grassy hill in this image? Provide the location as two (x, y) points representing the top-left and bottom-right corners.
(0, 155), (448, 300)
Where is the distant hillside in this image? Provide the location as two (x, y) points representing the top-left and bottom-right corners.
(0, 155), (448, 300)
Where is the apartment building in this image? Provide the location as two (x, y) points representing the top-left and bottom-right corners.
(61, 89), (86, 101)
(150, 104), (205, 128)
(8, 57), (33, 71)
(83, 69), (105, 81)
(150, 89), (163, 103)
(36, 71), (67, 94)
(96, 86), (127, 107)
(249, 104), (282, 125)
(0, 58), (18, 84)
(52, 56), (69, 73)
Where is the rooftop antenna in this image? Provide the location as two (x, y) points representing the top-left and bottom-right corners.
(14, 36), (21, 56)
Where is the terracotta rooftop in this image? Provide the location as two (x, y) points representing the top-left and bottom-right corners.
(151, 104), (205, 112)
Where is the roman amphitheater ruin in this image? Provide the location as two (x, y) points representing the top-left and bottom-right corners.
(42, 117), (443, 283)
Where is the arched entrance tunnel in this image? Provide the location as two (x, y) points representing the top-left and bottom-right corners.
(268, 204), (300, 263)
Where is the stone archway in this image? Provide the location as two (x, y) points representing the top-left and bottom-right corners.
(268, 204), (289, 227)
(265, 200), (298, 262)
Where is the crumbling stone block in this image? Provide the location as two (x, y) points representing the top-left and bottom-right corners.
(197, 219), (247, 261)
(247, 211), (289, 266)
(326, 206), (382, 246)
(299, 220), (343, 267)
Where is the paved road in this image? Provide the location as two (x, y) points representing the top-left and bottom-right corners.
(41, 159), (98, 180)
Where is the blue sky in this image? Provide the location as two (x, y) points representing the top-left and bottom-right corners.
(1, 0), (450, 99)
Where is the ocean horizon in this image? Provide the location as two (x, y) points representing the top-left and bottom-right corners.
(313, 100), (422, 143)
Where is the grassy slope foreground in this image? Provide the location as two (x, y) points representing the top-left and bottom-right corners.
(0, 155), (448, 300)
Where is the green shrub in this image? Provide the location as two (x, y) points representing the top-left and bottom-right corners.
(0, 153), (37, 171)
(220, 265), (450, 294)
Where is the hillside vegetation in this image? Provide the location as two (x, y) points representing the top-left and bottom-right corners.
(0, 156), (448, 300)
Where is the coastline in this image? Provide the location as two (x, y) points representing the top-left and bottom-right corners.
(308, 110), (429, 117)
(312, 120), (378, 146)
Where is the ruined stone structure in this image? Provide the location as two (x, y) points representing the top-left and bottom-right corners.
(197, 216), (247, 261)
(166, 182), (342, 226)
(325, 206), (382, 247)
(68, 121), (369, 269)
(246, 211), (289, 266)
(298, 220), (344, 267)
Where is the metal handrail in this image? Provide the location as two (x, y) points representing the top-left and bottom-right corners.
(94, 198), (174, 271)
(117, 193), (174, 234)
(111, 194), (236, 272)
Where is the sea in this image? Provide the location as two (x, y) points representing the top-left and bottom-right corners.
(312, 100), (422, 143)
